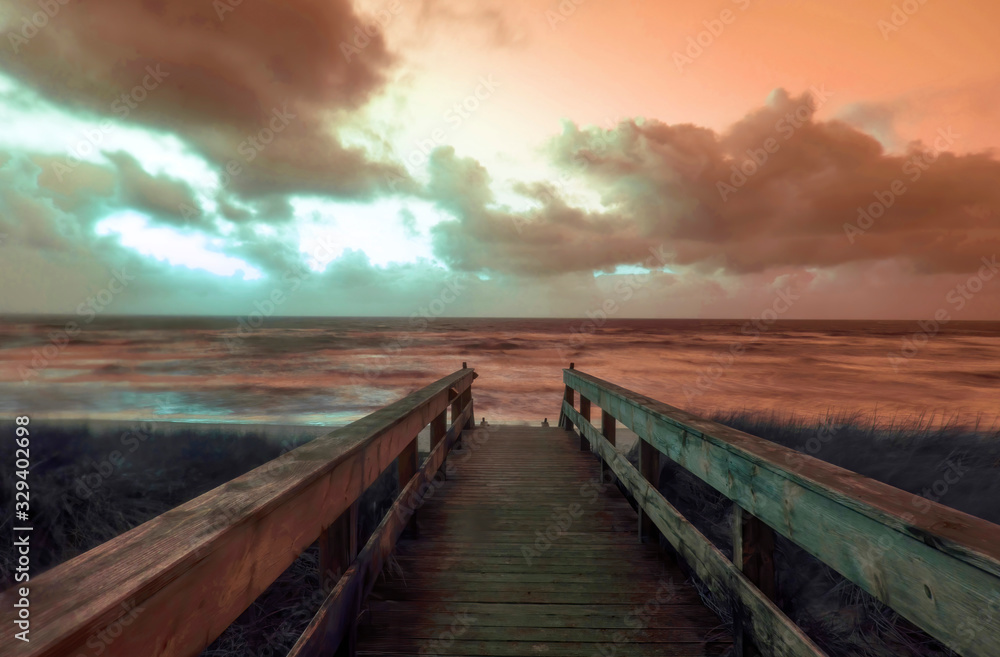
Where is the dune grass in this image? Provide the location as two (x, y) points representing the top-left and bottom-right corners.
(0, 422), (402, 657)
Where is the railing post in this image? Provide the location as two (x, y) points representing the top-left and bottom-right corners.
(463, 389), (474, 431)
(560, 363), (576, 431)
(638, 438), (660, 543)
(601, 410), (616, 483)
(431, 409), (447, 451)
(561, 385), (575, 431)
(319, 501), (358, 656)
(398, 434), (419, 536)
(461, 363), (474, 431)
(333, 579), (361, 657)
(319, 502), (358, 582)
(732, 506), (777, 657)
(431, 407), (448, 479)
(449, 386), (462, 448)
(579, 395), (591, 451)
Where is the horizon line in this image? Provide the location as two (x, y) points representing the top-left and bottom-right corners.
(1, 312), (999, 323)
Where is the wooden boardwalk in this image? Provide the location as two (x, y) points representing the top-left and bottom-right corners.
(12, 366), (998, 657)
(358, 425), (732, 656)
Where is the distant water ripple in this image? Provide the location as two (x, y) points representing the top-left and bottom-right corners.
(0, 317), (997, 427)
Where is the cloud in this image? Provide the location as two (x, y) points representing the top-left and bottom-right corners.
(0, 0), (411, 198)
(411, 0), (528, 48)
(103, 152), (205, 227)
(427, 89), (1000, 278)
(0, 152), (87, 251)
(425, 146), (655, 276)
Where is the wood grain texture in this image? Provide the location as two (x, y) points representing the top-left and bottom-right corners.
(0, 369), (476, 657)
(355, 425), (731, 657)
(601, 409), (617, 484)
(287, 396), (474, 656)
(579, 395), (591, 451)
(639, 437), (660, 542)
(732, 505), (777, 657)
(320, 501), (358, 583)
(565, 404), (826, 657)
(564, 367), (1000, 657)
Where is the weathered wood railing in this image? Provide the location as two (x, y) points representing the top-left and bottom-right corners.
(0, 366), (477, 657)
(558, 365), (1000, 657)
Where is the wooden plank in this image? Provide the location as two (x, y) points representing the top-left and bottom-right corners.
(371, 589), (703, 605)
(564, 367), (1000, 657)
(357, 638), (731, 656)
(287, 397), (474, 656)
(388, 554), (673, 566)
(360, 624), (724, 643)
(366, 603), (726, 629)
(391, 545), (666, 557)
(358, 425), (731, 656)
(565, 404), (826, 657)
(374, 571), (688, 584)
(0, 369), (475, 657)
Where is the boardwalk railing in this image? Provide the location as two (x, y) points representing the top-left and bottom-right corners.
(0, 366), (477, 657)
(558, 365), (1000, 657)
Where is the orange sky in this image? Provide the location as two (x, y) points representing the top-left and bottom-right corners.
(388, 0), (1000, 159)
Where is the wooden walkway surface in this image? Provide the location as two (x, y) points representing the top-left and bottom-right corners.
(357, 425), (733, 656)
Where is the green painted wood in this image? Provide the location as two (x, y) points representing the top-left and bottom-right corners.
(564, 404), (826, 657)
(564, 368), (1000, 657)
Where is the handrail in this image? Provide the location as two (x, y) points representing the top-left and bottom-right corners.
(287, 382), (474, 656)
(0, 367), (477, 657)
(560, 367), (1000, 657)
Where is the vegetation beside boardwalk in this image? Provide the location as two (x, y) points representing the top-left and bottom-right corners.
(2, 414), (997, 656)
(0, 423), (402, 657)
(623, 411), (1000, 657)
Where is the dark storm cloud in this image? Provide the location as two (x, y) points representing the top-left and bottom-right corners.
(103, 152), (204, 227)
(429, 89), (1000, 277)
(214, 195), (294, 224)
(3, 149), (303, 277)
(0, 151), (100, 251)
(425, 147), (659, 276)
(1, 0), (411, 198)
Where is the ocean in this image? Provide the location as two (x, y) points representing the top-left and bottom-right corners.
(1, 316), (998, 427)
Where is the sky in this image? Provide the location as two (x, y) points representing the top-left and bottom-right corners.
(0, 0), (999, 319)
